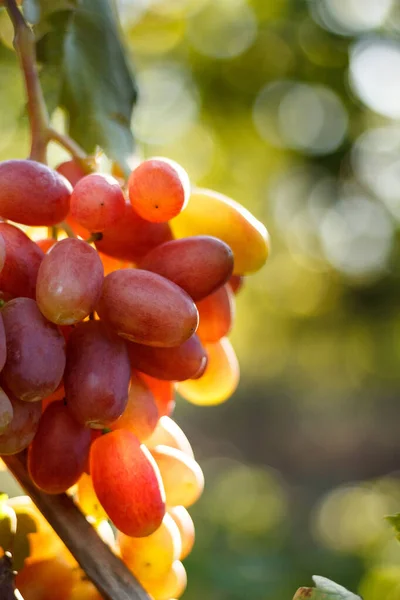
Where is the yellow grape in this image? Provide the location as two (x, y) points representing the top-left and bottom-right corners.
(171, 188), (269, 274)
(176, 337), (239, 406)
(150, 445), (204, 508)
(142, 560), (187, 600)
(119, 513), (181, 581)
(168, 506), (195, 560)
(145, 416), (194, 458)
(77, 473), (108, 523)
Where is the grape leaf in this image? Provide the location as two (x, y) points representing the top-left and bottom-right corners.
(293, 576), (362, 600)
(35, 0), (137, 165)
(385, 513), (400, 541)
(23, 0), (77, 26)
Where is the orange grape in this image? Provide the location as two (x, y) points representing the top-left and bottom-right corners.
(196, 284), (235, 343)
(111, 372), (159, 441)
(145, 416), (194, 458)
(140, 375), (176, 418)
(141, 560), (187, 600)
(76, 473), (108, 523)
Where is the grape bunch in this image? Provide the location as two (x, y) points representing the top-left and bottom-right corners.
(0, 155), (269, 599)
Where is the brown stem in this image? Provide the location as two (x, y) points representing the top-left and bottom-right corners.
(3, 453), (150, 600)
(48, 128), (87, 161)
(5, 0), (49, 163)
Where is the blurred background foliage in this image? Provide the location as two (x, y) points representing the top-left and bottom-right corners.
(1, 0), (400, 598)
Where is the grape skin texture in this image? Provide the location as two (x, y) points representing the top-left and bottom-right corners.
(64, 320), (131, 428)
(128, 334), (207, 381)
(28, 401), (91, 494)
(36, 238), (104, 325)
(139, 236), (234, 301)
(97, 269), (199, 347)
(95, 202), (173, 262)
(70, 173), (125, 232)
(0, 160), (71, 226)
(0, 389), (42, 455)
(90, 429), (166, 537)
(0, 223), (44, 299)
(1, 298), (66, 402)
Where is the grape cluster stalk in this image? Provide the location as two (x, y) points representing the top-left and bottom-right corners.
(0, 2), (270, 599)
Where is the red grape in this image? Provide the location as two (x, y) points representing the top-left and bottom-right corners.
(56, 159), (87, 187)
(140, 375), (176, 418)
(228, 274), (244, 295)
(0, 389), (42, 455)
(1, 298), (66, 402)
(139, 236), (234, 301)
(64, 321), (130, 428)
(0, 223), (44, 299)
(36, 238), (104, 325)
(70, 173), (125, 232)
(97, 269), (198, 347)
(28, 401), (91, 494)
(95, 201), (173, 262)
(128, 334), (207, 381)
(128, 158), (190, 223)
(0, 386), (13, 433)
(0, 159), (71, 225)
(90, 429), (166, 537)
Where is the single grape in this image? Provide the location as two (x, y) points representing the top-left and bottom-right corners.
(16, 556), (76, 600)
(70, 173), (125, 232)
(141, 560), (187, 600)
(150, 445), (204, 508)
(0, 159), (71, 226)
(128, 157), (190, 223)
(0, 223), (44, 299)
(168, 506), (195, 560)
(196, 284), (235, 343)
(36, 238), (104, 325)
(97, 269), (198, 347)
(140, 236), (234, 301)
(28, 401), (91, 494)
(0, 387), (13, 433)
(64, 320), (130, 428)
(90, 429), (166, 537)
(111, 372), (159, 441)
(145, 416), (194, 458)
(0, 390), (42, 455)
(56, 159), (87, 187)
(1, 298), (66, 402)
(119, 513), (181, 581)
(171, 188), (270, 274)
(128, 334), (207, 381)
(176, 337), (239, 406)
(139, 375), (176, 418)
(36, 238), (57, 253)
(95, 201), (173, 262)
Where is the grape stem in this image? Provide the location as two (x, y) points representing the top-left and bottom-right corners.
(4, 0), (87, 164)
(3, 453), (151, 600)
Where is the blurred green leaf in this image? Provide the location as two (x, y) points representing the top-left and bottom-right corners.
(293, 576), (361, 599)
(36, 0), (136, 164)
(23, 0), (76, 26)
(385, 514), (400, 541)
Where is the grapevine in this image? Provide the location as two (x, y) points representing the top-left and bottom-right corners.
(0, 1), (269, 599)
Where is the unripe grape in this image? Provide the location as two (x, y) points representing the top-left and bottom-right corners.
(1, 298), (66, 402)
(171, 188), (270, 274)
(76, 473), (108, 523)
(90, 430), (166, 537)
(168, 506), (195, 560)
(64, 321), (130, 428)
(140, 236), (234, 301)
(97, 269), (198, 347)
(0, 390), (42, 455)
(141, 560), (187, 600)
(145, 416), (194, 458)
(128, 158), (190, 223)
(28, 401), (91, 494)
(150, 445), (204, 508)
(119, 513), (181, 581)
(177, 338), (239, 406)
(70, 173), (125, 232)
(95, 201), (173, 262)
(0, 159), (71, 226)
(36, 238), (104, 325)
(0, 223), (44, 299)
(111, 372), (159, 441)
(196, 284), (235, 343)
(127, 334), (207, 381)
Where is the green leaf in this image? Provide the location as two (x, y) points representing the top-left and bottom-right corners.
(36, 0), (136, 165)
(293, 576), (362, 600)
(385, 513), (400, 541)
(23, 0), (77, 26)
